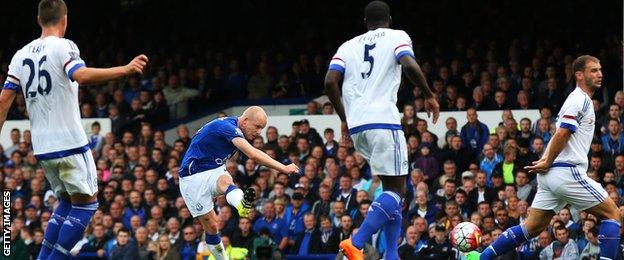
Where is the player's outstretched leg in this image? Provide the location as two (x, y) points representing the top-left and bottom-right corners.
(199, 211), (228, 260)
(341, 190), (401, 259)
(47, 198), (99, 259)
(37, 196), (72, 260)
(585, 198), (622, 260)
(382, 211), (402, 260)
(479, 208), (553, 260)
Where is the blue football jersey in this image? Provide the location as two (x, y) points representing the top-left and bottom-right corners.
(180, 117), (244, 177)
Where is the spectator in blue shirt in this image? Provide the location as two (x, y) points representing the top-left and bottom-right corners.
(253, 200), (289, 251)
(460, 108), (490, 157)
(284, 192), (310, 242)
(601, 119), (624, 155)
(291, 213), (321, 255)
(122, 191), (148, 230)
(179, 226), (198, 260)
(479, 144), (502, 187)
(123, 75), (143, 105)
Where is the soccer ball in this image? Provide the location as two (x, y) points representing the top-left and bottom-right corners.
(450, 222), (482, 252)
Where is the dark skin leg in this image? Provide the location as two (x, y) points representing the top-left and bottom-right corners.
(60, 192), (98, 204)
(379, 175), (406, 196)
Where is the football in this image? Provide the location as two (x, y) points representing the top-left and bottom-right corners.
(450, 222), (482, 252)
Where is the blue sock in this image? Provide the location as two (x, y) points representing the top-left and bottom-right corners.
(47, 200), (98, 260)
(38, 199), (72, 260)
(351, 191), (400, 250)
(205, 232), (221, 245)
(598, 219), (621, 260)
(481, 224), (529, 260)
(383, 211), (402, 260)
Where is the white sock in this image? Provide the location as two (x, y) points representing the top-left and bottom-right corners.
(225, 188), (244, 207)
(207, 241), (228, 260)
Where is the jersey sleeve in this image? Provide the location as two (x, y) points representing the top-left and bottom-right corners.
(557, 95), (586, 133)
(55, 39), (86, 82)
(3, 53), (23, 92)
(328, 43), (347, 74)
(219, 122), (245, 142)
(393, 30), (415, 62)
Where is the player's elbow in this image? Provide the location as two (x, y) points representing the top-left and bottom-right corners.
(324, 79), (339, 94)
(72, 68), (91, 85)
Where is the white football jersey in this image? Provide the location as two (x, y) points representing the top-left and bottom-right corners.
(329, 28), (414, 133)
(3, 36), (88, 156)
(554, 87), (595, 171)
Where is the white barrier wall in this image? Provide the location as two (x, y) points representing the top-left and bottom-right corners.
(0, 118), (112, 149)
(262, 110), (540, 147)
(164, 104), (306, 144)
(165, 103), (539, 147)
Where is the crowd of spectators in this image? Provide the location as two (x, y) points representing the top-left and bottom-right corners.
(1, 0), (623, 259)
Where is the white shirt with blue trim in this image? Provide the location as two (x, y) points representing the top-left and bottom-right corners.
(3, 36), (88, 156)
(328, 28), (414, 133)
(554, 87), (595, 170)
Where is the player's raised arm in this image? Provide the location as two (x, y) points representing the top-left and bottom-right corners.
(399, 55), (440, 124)
(232, 137), (299, 174)
(71, 54), (149, 85)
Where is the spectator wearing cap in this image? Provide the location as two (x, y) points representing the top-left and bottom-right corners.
(298, 119), (323, 148)
(24, 203), (40, 229)
(515, 138), (538, 170)
(601, 119), (624, 155)
(419, 223), (453, 259)
(413, 143), (438, 183)
(491, 146), (518, 186)
(460, 108), (490, 157)
(284, 192), (310, 243)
